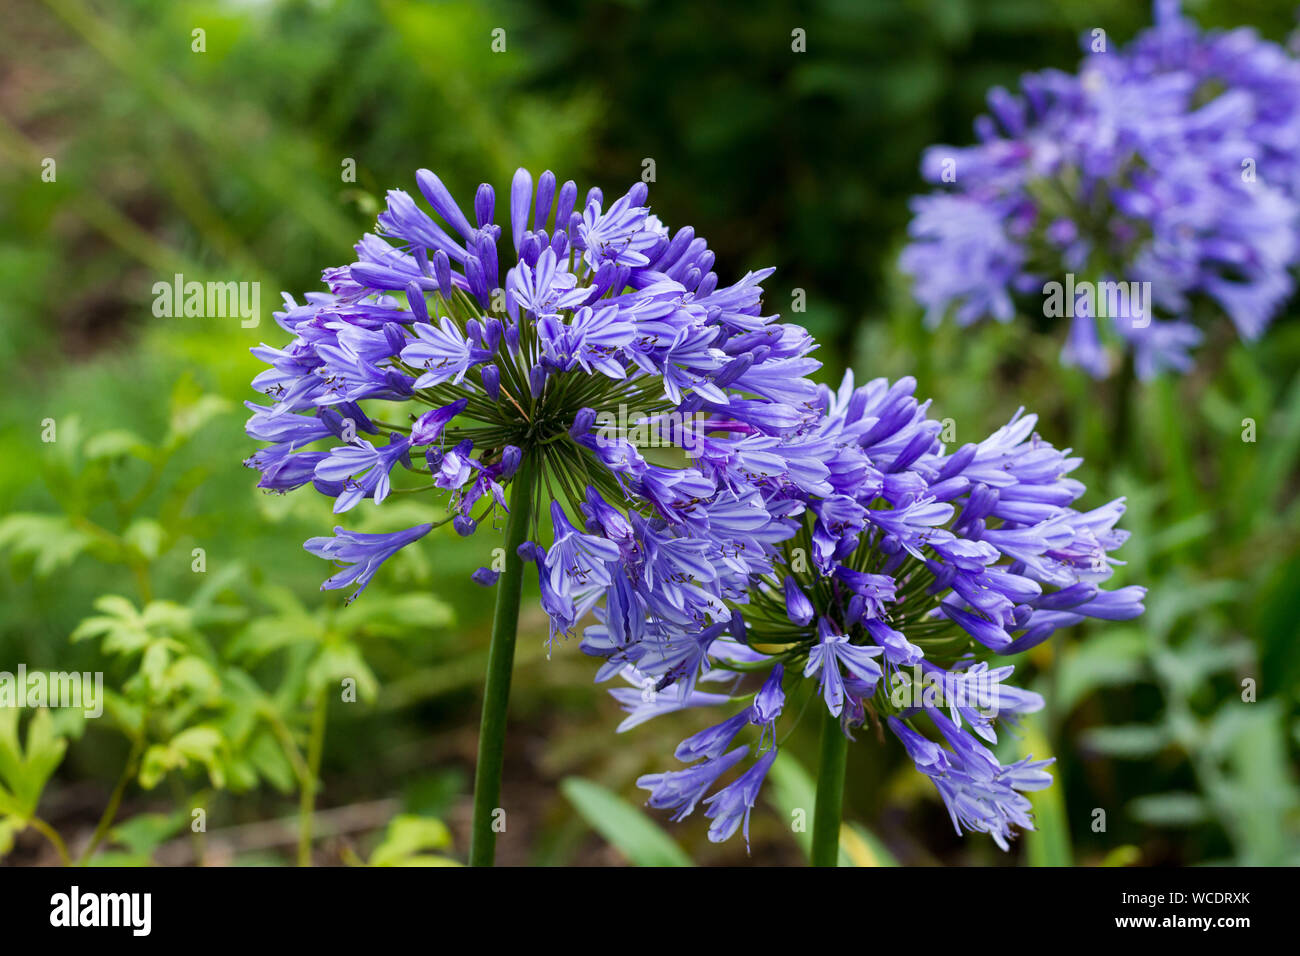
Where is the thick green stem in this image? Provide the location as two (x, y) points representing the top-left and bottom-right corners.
(468, 453), (538, 867)
(811, 707), (847, 867)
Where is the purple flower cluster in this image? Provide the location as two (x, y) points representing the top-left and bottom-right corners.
(901, 0), (1300, 378)
(245, 167), (820, 606)
(582, 373), (1144, 850)
(246, 163), (1146, 854)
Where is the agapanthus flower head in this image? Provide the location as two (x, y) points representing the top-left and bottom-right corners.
(583, 372), (1145, 851)
(901, 0), (1300, 378)
(245, 166), (822, 618)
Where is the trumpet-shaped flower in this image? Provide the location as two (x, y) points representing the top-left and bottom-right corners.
(584, 371), (1144, 850)
(246, 166), (821, 629)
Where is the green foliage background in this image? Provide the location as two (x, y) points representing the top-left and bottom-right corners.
(0, 0), (1296, 865)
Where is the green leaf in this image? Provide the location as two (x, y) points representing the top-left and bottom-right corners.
(1215, 701), (1300, 865)
(140, 600), (195, 635)
(226, 610), (324, 664)
(243, 730), (296, 794)
(71, 595), (149, 653)
(166, 376), (230, 448)
(139, 725), (227, 790)
(0, 708), (68, 822)
(306, 643), (378, 704)
(340, 592), (455, 638)
(1080, 724), (1171, 759)
(1129, 792), (1208, 827)
(561, 777), (693, 867)
(1021, 716), (1072, 867)
(764, 749), (897, 866)
(109, 811), (187, 857)
(1143, 577), (1239, 643)
(186, 561), (252, 628)
(83, 429), (152, 462)
(1145, 512), (1214, 559)
(139, 641), (174, 688)
(123, 518), (166, 561)
(72, 596), (193, 662)
(0, 514), (92, 576)
(842, 822), (900, 868)
(368, 814), (457, 866)
(1099, 845), (1143, 867)
(1151, 634), (1252, 696)
(1054, 628), (1148, 716)
(99, 689), (145, 739)
(1244, 367), (1300, 524)
(158, 655), (221, 701)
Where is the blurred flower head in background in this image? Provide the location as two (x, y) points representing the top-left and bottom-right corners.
(901, 0), (1300, 378)
(584, 372), (1145, 849)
